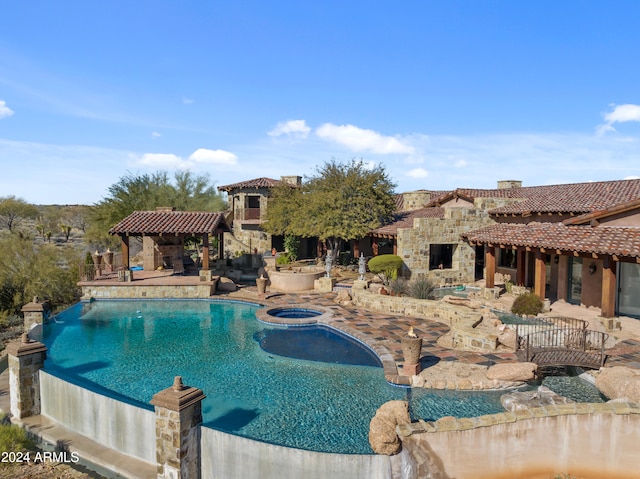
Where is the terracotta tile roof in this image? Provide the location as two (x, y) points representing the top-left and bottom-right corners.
(423, 179), (640, 216)
(463, 222), (640, 259)
(562, 197), (640, 226)
(109, 211), (230, 235)
(487, 179), (640, 215)
(370, 208), (445, 237)
(217, 177), (283, 192)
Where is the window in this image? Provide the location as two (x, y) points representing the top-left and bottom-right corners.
(498, 249), (517, 269)
(246, 196), (261, 208)
(429, 244), (454, 270)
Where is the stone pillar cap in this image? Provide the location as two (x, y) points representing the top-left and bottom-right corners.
(21, 298), (51, 313)
(5, 334), (47, 358)
(151, 376), (206, 411)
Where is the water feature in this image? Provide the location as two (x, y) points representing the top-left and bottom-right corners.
(431, 285), (481, 299)
(43, 299), (509, 454)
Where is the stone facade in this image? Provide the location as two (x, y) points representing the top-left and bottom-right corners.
(21, 297), (50, 341)
(151, 377), (205, 479)
(351, 289), (500, 353)
(81, 283), (216, 299)
(396, 206), (495, 284)
(143, 236), (184, 271)
(6, 335), (47, 419)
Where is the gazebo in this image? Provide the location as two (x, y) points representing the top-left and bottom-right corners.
(109, 208), (231, 272)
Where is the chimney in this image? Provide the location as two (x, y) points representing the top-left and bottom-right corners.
(281, 176), (302, 187)
(156, 206), (176, 212)
(497, 180), (522, 189)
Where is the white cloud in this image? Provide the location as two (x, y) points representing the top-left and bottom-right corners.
(315, 123), (414, 154)
(605, 104), (640, 124)
(137, 153), (187, 169)
(268, 120), (311, 139)
(597, 103), (640, 135)
(406, 168), (429, 179)
(189, 148), (238, 165)
(182, 97), (194, 105)
(0, 100), (14, 119)
(625, 175), (640, 180)
(151, 131), (161, 138)
(454, 159), (468, 168)
(134, 148), (238, 170)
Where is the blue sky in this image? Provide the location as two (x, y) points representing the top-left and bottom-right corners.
(1, 1), (639, 205)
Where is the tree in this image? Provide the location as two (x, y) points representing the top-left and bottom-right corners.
(86, 171), (227, 245)
(0, 235), (81, 314)
(263, 159), (396, 262)
(0, 196), (39, 232)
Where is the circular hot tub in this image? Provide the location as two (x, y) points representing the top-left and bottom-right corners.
(255, 304), (334, 325)
(267, 307), (323, 319)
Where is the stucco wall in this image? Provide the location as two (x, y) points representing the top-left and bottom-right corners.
(581, 258), (603, 308)
(399, 403), (640, 479)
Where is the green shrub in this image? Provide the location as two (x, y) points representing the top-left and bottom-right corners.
(337, 251), (354, 266)
(388, 278), (408, 296)
(0, 416), (35, 455)
(276, 254), (290, 266)
(409, 277), (436, 300)
(511, 292), (543, 316)
(367, 254), (403, 285)
(283, 235), (299, 262)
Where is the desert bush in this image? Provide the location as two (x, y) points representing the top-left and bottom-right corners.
(367, 254), (403, 285)
(388, 278), (408, 296)
(409, 277), (436, 300)
(0, 415), (35, 456)
(511, 292), (543, 316)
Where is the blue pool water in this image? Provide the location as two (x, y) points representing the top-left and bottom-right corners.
(266, 307), (322, 319)
(43, 300), (509, 454)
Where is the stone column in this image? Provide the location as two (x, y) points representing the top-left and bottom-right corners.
(151, 376), (206, 479)
(6, 333), (47, 419)
(21, 297), (50, 340)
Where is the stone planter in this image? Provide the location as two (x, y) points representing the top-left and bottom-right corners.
(401, 335), (423, 365)
(256, 276), (268, 295)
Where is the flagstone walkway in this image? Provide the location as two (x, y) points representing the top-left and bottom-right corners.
(228, 288), (640, 376)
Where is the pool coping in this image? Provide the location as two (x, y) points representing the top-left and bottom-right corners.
(256, 302), (408, 386)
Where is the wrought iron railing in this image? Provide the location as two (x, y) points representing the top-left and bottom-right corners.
(515, 317), (608, 368)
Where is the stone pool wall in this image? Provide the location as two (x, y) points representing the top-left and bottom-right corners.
(351, 289), (499, 352)
(80, 282), (216, 299)
(396, 402), (640, 478)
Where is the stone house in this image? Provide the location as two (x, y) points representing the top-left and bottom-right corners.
(218, 176), (320, 258)
(372, 178), (640, 322)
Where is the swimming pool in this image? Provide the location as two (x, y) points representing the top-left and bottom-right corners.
(43, 300), (509, 454)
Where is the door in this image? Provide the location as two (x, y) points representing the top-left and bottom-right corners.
(568, 257), (583, 305)
(618, 262), (640, 318)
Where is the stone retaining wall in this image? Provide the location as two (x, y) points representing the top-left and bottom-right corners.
(351, 290), (499, 352)
(80, 283), (216, 299)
